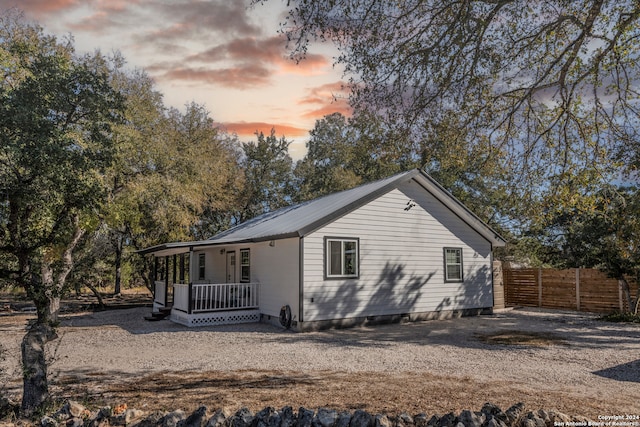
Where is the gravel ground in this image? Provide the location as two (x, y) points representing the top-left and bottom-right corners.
(1, 307), (639, 417)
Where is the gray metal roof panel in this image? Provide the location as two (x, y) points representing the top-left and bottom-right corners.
(138, 168), (506, 255)
(208, 169), (418, 243)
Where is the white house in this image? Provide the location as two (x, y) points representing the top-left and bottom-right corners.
(139, 168), (506, 331)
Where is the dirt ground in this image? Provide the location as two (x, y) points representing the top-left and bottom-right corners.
(1, 295), (640, 420)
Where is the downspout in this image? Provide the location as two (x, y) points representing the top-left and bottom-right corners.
(164, 256), (169, 307)
(298, 237), (304, 326)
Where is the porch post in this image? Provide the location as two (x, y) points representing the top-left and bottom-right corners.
(153, 256), (159, 291)
(164, 256), (169, 307)
(172, 254), (177, 285)
(179, 254), (185, 284)
(188, 247), (193, 314)
(153, 257), (159, 281)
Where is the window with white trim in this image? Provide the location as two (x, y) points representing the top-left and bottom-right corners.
(325, 237), (359, 278)
(240, 249), (250, 282)
(198, 253), (206, 280)
(444, 248), (463, 282)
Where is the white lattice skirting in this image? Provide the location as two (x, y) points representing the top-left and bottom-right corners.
(170, 309), (260, 327)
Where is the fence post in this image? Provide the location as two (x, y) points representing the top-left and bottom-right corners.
(538, 268), (543, 307)
(575, 268), (581, 311)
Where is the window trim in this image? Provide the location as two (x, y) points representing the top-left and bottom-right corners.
(443, 247), (463, 282)
(240, 248), (250, 283)
(324, 237), (360, 280)
(197, 253), (206, 281)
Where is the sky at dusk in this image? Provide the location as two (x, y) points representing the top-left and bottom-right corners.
(1, 0), (351, 159)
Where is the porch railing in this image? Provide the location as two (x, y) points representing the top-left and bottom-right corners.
(154, 280), (166, 306)
(173, 283), (259, 313)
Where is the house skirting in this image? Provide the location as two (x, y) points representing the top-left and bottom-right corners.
(296, 307), (493, 332)
(170, 308), (260, 327)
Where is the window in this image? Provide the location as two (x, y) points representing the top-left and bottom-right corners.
(240, 249), (250, 282)
(444, 248), (463, 282)
(198, 253), (206, 280)
(325, 237), (359, 278)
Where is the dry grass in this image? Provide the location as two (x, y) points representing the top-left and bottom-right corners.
(50, 369), (631, 419)
(475, 330), (566, 347)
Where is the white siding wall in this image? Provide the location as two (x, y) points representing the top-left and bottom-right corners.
(190, 239), (300, 320)
(251, 238), (300, 320)
(302, 180), (493, 322)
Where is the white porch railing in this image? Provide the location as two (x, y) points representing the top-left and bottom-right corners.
(173, 283), (259, 313)
(154, 280), (166, 306)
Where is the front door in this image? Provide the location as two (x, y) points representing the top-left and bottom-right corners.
(226, 251), (236, 283)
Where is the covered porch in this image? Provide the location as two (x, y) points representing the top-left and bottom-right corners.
(148, 246), (260, 327)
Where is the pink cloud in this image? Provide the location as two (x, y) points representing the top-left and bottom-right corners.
(0, 0), (79, 15)
(189, 36), (330, 76)
(159, 64), (272, 89)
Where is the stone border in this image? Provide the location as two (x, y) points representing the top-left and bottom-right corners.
(35, 400), (591, 427)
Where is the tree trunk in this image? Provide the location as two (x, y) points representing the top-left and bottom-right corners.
(114, 234), (123, 295)
(86, 281), (105, 310)
(20, 324), (57, 418)
(618, 277), (636, 313)
(21, 223), (85, 416)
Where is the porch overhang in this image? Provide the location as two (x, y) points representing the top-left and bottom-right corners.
(137, 231), (301, 257)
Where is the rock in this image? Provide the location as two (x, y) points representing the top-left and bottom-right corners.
(485, 418), (507, 427)
(230, 407), (254, 427)
(374, 414), (392, 427)
(67, 417), (85, 427)
(206, 409), (229, 427)
(457, 410), (485, 427)
(426, 415), (439, 427)
(414, 414), (429, 427)
(180, 406), (208, 427)
(280, 407), (295, 427)
(505, 404), (525, 425)
(481, 403), (507, 424)
(314, 408), (339, 427)
(298, 407), (315, 427)
(397, 413), (414, 427)
(335, 412), (352, 427)
(549, 412), (571, 427)
(41, 416), (58, 427)
(535, 410), (550, 427)
(126, 408), (146, 425)
(68, 401), (86, 418)
(0, 396), (13, 419)
(437, 413), (456, 427)
(136, 411), (167, 427)
(255, 407), (281, 427)
(163, 410), (187, 427)
(520, 412), (546, 427)
(350, 410), (373, 427)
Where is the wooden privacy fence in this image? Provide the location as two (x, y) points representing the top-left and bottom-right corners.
(504, 267), (637, 313)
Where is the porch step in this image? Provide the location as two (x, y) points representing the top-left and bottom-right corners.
(144, 307), (171, 321)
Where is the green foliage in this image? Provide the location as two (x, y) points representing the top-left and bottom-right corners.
(235, 129), (294, 222)
(0, 10), (123, 301)
(271, 0), (636, 233)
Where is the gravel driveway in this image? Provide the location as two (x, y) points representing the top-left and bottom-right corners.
(1, 307), (639, 417)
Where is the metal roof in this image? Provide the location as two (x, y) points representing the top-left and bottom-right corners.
(138, 168), (506, 256)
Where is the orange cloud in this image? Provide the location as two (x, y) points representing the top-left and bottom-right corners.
(221, 122), (309, 139)
(301, 103), (352, 120)
(279, 53), (330, 76)
(295, 81), (352, 120)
